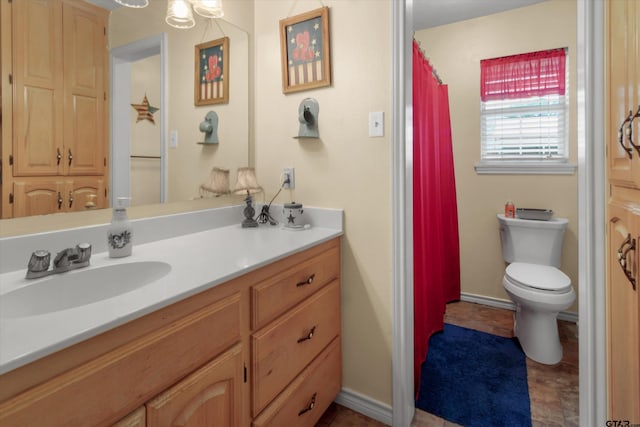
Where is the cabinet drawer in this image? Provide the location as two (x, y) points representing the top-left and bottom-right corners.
(251, 245), (339, 330)
(251, 280), (340, 415)
(0, 292), (241, 427)
(252, 337), (341, 427)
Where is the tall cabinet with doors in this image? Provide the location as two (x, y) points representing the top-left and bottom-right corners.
(0, 0), (108, 219)
(605, 0), (640, 422)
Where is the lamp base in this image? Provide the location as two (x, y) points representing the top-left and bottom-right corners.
(241, 195), (258, 228)
(242, 218), (259, 228)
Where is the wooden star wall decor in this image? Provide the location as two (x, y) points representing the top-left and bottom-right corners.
(131, 94), (159, 124)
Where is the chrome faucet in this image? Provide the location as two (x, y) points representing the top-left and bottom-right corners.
(26, 243), (92, 279)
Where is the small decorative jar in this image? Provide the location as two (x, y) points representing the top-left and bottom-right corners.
(283, 202), (304, 229)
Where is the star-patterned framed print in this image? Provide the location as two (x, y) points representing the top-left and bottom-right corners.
(279, 7), (331, 94)
(195, 37), (229, 106)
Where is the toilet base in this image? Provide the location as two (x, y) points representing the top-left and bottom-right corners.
(513, 304), (562, 365)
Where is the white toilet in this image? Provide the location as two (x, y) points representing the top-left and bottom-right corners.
(497, 213), (575, 365)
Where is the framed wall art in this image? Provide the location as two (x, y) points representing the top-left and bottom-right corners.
(279, 7), (331, 94)
(195, 36), (229, 106)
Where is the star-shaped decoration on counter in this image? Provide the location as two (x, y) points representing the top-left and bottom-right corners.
(131, 94), (159, 124)
(287, 213), (296, 224)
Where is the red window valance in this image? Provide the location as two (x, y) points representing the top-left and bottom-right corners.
(480, 48), (566, 101)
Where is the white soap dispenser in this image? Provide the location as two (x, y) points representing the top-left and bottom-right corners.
(108, 197), (133, 258)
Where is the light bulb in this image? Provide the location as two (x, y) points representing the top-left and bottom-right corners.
(166, 0), (195, 29)
(115, 0), (149, 8)
(192, 0), (224, 19)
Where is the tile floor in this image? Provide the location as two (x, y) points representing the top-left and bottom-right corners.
(316, 301), (579, 426)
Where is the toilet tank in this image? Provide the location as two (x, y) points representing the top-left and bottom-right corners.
(497, 214), (568, 267)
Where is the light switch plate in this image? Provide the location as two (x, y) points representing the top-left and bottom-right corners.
(369, 112), (384, 137)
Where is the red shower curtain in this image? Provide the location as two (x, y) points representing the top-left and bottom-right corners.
(413, 40), (461, 393)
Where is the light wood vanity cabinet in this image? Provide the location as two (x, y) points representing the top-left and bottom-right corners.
(1, 0), (108, 218)
(606, 0), (640, 421)
(0, 238), (342, 426)
(146, 344), (244, 427)
(12, 176), (105, 216)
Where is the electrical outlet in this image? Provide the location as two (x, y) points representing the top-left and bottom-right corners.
(282, 167), (295, 189)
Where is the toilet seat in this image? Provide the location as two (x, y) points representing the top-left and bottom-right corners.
(505, 262), (572, 293)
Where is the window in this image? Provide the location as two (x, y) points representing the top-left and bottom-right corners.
(476, 48), (574, 174)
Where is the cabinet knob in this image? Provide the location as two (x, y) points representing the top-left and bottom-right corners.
(56, 148), (62, 165)
(68, 149), (73, 167)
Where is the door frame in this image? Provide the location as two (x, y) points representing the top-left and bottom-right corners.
(391, 1), (607, 425)
(110, 33), (168, 205)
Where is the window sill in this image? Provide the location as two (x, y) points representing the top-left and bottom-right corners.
(474, 162), (577, 175)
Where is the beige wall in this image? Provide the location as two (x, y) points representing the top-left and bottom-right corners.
(109, 0), (250, 202)
(414, 0), (579, 312)
(253, 0), (393, 405)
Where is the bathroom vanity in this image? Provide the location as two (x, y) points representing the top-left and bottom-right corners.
(0, 206), (343, 426)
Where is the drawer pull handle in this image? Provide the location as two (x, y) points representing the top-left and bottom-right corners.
(296, 273), (315, 287)
(628, 105), (640, 155)
(617, 233), (636, 290)
(618, 112), (633, 159)
(298, 392), (317, 416)
(297, 325), (316, 343)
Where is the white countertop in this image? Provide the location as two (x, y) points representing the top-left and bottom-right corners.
(0, 210), (342, 375)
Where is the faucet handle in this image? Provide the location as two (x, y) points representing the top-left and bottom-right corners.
(28, 250), (51, 273)
(76, 243), (92, 263)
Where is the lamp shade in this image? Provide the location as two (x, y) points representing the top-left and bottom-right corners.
(166, 0), (195, 29)
(192, 0), (224, 18)
(233, 167), (262, 195)
(115, 0), (149, 7)
(200, 167), (230, 195)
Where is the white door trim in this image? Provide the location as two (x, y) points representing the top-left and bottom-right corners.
(391, 1), (607, 425)
(110, 33), (168, 204)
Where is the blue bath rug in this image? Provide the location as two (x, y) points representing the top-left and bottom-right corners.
(416, 323), (532, 427)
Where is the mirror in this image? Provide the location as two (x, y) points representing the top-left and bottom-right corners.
(0, 0), (250, 235)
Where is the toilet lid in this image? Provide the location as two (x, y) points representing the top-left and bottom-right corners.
(505, 262), (572, 292)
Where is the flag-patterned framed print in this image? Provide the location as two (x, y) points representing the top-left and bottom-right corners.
(279, 7), (331, 94)
(195, 37), (229, 106)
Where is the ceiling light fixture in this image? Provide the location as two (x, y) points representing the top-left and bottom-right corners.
(192, 0), (224, 19)
(114, 0), (149, 8)
(166, 0), (195, 29)
(166, 0), (224, 29)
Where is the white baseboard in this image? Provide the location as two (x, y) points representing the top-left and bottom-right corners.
(335, 387), (393, 426)
(459, 292), (579, 323)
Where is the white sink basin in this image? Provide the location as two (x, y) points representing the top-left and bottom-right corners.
(1, 261), (171, 318)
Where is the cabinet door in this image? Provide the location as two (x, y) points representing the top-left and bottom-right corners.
(607, 204), (640, 422)
(146, 344), (243, 427)
(12, 0), (64, 177)
(66, 177), (105, 212)
(13, 178), (65, 217)
(62, 1), (106, 176)
(607, 0), (640, 188)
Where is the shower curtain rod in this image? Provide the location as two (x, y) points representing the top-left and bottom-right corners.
(413, 37), (443, 85)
